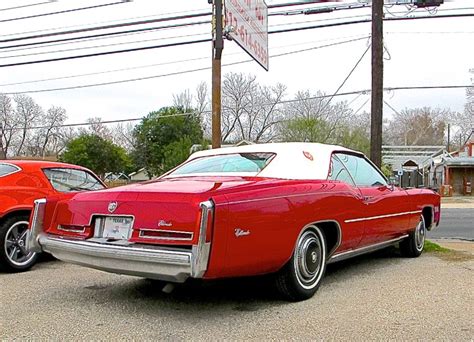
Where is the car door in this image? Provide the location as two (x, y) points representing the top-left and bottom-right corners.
(335, 153), (412, 246)
(327, 154), (366, 250)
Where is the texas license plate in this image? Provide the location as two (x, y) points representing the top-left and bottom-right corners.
(102, 216), (133, 239)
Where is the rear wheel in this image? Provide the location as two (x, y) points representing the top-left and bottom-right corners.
(400, 215), (426, 258)
(275, 226), (327, 301)
(0, 215), (39, 272)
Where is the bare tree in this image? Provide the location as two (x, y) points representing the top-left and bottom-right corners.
(37, 106), (67, 157)
(112, 122), (136, 152)
(220, 72), (286, 143)
(195, 81), (209, 115)
(0, 94), (17, 158)
(79, 117), (113, 141)
(13, 95), (42, 156)
(385, 107), (449, 146)
(280, 90), (353, 143)
(173, 89), (193, 113)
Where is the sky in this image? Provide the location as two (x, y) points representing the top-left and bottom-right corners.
(0, 0), (473, 126)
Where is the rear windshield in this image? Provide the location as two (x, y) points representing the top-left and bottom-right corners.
(167, 153), (275, 177)
(43, 168), (105, 192)
(0, 163), (20, 177)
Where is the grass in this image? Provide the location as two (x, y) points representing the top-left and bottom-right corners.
(424, 240), (450, 253)
(424, 240), (473, 262)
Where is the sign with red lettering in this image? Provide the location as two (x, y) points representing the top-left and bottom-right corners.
(225, 0), (268, 71)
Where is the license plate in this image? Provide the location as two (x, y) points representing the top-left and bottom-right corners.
(102, 216), (132, 240)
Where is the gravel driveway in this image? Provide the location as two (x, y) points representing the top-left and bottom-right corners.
(1, 249), (473, 340)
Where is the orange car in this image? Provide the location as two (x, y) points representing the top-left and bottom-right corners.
(0, 160), (105, 272)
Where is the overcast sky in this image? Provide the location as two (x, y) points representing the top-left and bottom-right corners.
(0, 0), (473, 125)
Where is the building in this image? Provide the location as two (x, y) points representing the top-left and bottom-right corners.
(427, 134), (474, 196)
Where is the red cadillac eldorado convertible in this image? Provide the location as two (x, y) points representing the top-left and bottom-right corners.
(27, 143), (440, 300)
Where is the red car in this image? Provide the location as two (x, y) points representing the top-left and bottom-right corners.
(0, 160), (105, 272)
(27, 143), (441, 300)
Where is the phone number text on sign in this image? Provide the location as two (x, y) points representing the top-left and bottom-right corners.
(225, 0), (268, 70)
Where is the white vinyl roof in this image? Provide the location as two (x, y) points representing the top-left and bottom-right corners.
(187, 142), (359, 180)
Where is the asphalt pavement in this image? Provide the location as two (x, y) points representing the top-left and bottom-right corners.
(427, 208), (474, 241)
(1, 250), (473, 340)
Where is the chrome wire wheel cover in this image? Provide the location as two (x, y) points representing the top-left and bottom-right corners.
(294, 229), (326, 290)
(4, 221), (36, 267)
(414, 216), (426, 252)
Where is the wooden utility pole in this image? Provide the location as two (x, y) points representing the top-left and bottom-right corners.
(370, 0), (383, 167)
(212, 0), (223, 148)
(0, 124), (5, 159)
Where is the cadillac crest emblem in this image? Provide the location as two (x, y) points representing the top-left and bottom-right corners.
(108, 201), (118, 213)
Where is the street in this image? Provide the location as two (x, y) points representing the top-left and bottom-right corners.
(428, 208), (474, 241)
(1, 249), (473, 340)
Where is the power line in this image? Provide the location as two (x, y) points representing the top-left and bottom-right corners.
(0, 34), (368, 87)
(320, 41), (371, 112)
(0, 31), (210, 60)
(4, 85), (470, 131)
(2, 12), (473, 69)
(1, 37), (369, 94)
(269, 12), (474, 35)
(0, 20), (210, 51)
(0, 1), (131, 23)
(0, 11), (210, 45)
(0, 7), (212, 38)
(0, 1), (57, 12)
(0, 38), (212, 68)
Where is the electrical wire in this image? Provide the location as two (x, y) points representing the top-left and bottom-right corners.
(0, 31), (210, 60)
(1, 37), (369, 94)
(0, 1), (57, 12)
(319, 41), (371, 113)
(0, 12), (211, 44)
(0, 1), (131, 23)
(3, 85), (470, 131)
(0, 20), (210, 50)
(2, 12), (473, 69)
(0, 34), (369, 87)
(0, 38), (212, 68)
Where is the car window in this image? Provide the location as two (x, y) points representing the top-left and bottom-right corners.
(335, 153), (387, 187)
(0, 163), (20, 177)
(328, 155), (356, 186)
(167, 153), (275, 176)
(43, 168), (105, 192)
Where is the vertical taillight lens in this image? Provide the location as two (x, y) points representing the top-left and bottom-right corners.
(199, 200), (214, 244)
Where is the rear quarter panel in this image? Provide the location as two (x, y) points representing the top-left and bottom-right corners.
(0, 171), (52, 218)
(405, 188), (441, 228)
(205, 180), (366, 279)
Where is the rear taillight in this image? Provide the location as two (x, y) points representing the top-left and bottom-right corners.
(199, 200), (214, 243)
(58, 225), (86, 233)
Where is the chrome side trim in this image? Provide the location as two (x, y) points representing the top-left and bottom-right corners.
(221, 191), (353, 206)
(344, 211), (421, 223)
(191, 200), (213, 278)
(26, 198), (46, 253)
(138, 228), (194, 241)
(328, 234), (409, 264)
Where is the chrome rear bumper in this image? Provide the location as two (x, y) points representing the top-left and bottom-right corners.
(27, 199), (213, 283)
(37, 235), (203, 282)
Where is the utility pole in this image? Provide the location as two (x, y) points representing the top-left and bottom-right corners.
(212, 0), (223, 148)
(370, 0), (383, 167)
